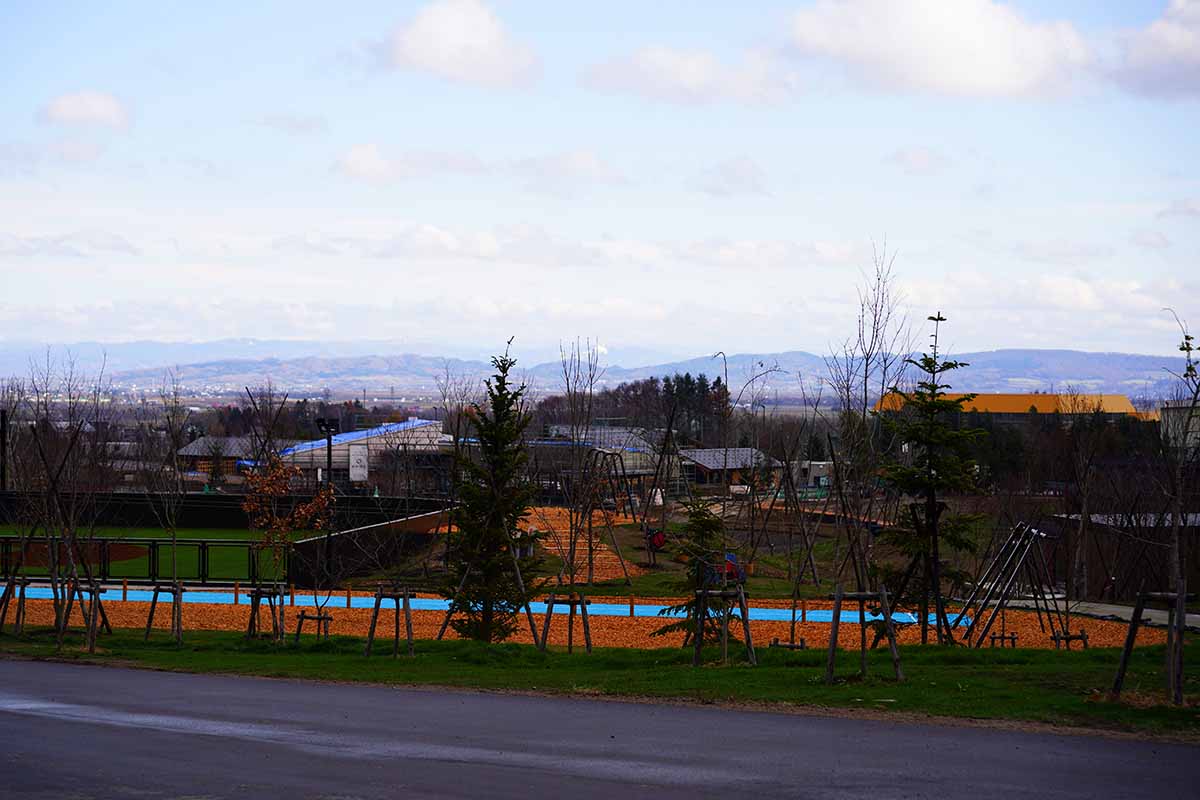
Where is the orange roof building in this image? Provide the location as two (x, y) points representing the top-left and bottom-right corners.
(875, 392), (1138, 416)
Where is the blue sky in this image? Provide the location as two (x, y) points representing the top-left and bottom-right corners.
(1, 0), (1197, 362)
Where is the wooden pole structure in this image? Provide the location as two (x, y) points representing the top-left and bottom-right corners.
(364, 587), (383, 656)
(539, 593), (556, 651)
(879, 586), (904, 682)
(580, 595), (593, 654)
(365, 585), (415, 658)
(403, 590), (414, 657)
(825, 584), (844, 684)
(567, 593), (576, 654)
(737, 584), (756, 666)
(86, 584), (100, 653)
(1110, 593), (1148, 701)
(692, 587), (709, 667)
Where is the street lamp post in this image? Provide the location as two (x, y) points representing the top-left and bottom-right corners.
(315, 417), (340, 585)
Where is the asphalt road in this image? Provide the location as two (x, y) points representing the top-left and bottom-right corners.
(0, 660), (1193, 800)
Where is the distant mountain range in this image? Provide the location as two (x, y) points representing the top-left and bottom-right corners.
(54, 344), (1184, 400)
(0, 338), (1186, 399)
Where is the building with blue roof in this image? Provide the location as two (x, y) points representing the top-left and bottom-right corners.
(278, 417), (446, 491)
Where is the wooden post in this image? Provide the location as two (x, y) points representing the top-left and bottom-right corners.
(0, 578), (12, 632)
(1165, 604), (1176, 691)
(122, 579), (128, 602)
(278, 589), (286, 641)
(1110, 594), (1147, 700)
(802, 599), (806, 623)
(14, 581), (26, 634)
(879, 586), (904, 682)
(539, 594), (556, 652)
(144, 588), (160, 641)
(789, 596), (797, 645)
(86, 586), (99, 654)
(289, 584), (295, 607)
(858, 596), (868, 678)
(234, 581), (239, 605)
(629, 595), (635, 618)
(364, 587), (382, 657)
(392, 592), (400, 659)
(825, 584), (844, 684)
(245, 591), (258, 637)
(692, 588), (708, 667)
(346, 587), (352, 609)
(720, 604), (730, 665)
(403, 590), (414, 657)
(580, 595), (592, 654)
(567, 593), (576, 655)
(737, 585), (756, 666)
(437, 566), (472, 641)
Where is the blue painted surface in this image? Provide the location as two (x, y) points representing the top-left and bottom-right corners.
(16, 587), (969, 626)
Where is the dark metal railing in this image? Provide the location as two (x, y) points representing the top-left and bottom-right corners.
(0, 536), (291, 586)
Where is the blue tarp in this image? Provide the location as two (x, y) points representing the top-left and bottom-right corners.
(14, 587), (969, 626)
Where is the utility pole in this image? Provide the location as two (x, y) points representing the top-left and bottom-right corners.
(315, 417), (340, 583)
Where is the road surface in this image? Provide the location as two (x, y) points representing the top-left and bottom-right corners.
(0, 659), (1193, 799)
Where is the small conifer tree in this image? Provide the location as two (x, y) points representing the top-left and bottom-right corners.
(652, 499), (738, 644)
(881, 313), (985, 644)
(442, 348), (539, 642)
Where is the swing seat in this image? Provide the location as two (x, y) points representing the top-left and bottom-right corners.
(646, 529), (667, 551)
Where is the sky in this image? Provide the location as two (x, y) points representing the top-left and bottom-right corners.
(1, 0), (1198, 363)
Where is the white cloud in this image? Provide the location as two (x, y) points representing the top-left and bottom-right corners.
(0, 231), (140, 259)
(1157, 198), (1200, 218)
(259, 113), (327, 135)
(885, 146), (951, 175)
(337, 144), (487, 183)
(47, 138), (105, 164)
(1114, 0), (1200, 96)
(39, 91), (129, 128)
(1010, 240), (1112, 266)
(1132, 230), (1171, 250)
(337, 145), (620, 193)
(388, 0), (537, 88)
(790, 0), (1088, 96)
(510, 150), (624, 192)
(584, 46), (800, 104)
(691, 157), (770, 197)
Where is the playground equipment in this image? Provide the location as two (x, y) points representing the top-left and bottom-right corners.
(953, 523), (1086, 648)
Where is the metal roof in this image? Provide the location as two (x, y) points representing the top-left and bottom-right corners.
(876, 393), (1137, 415)
(177, 436), (295, 459)
(279, 418), (440, 456)
(678, 447), (780, 471)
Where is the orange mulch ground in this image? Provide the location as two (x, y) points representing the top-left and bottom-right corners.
(16, 595), (1165, 651)
(526, 506), (644, 582)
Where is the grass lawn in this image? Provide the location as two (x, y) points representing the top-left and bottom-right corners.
(2, 628), (1197, 738)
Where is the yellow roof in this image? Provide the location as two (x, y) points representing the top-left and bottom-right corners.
(876, 393), (1137, 415)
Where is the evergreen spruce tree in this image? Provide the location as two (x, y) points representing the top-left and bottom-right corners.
(881, 313), (985, 644)
(651, 499), (737, 644)
(442, 348), (539, 643)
